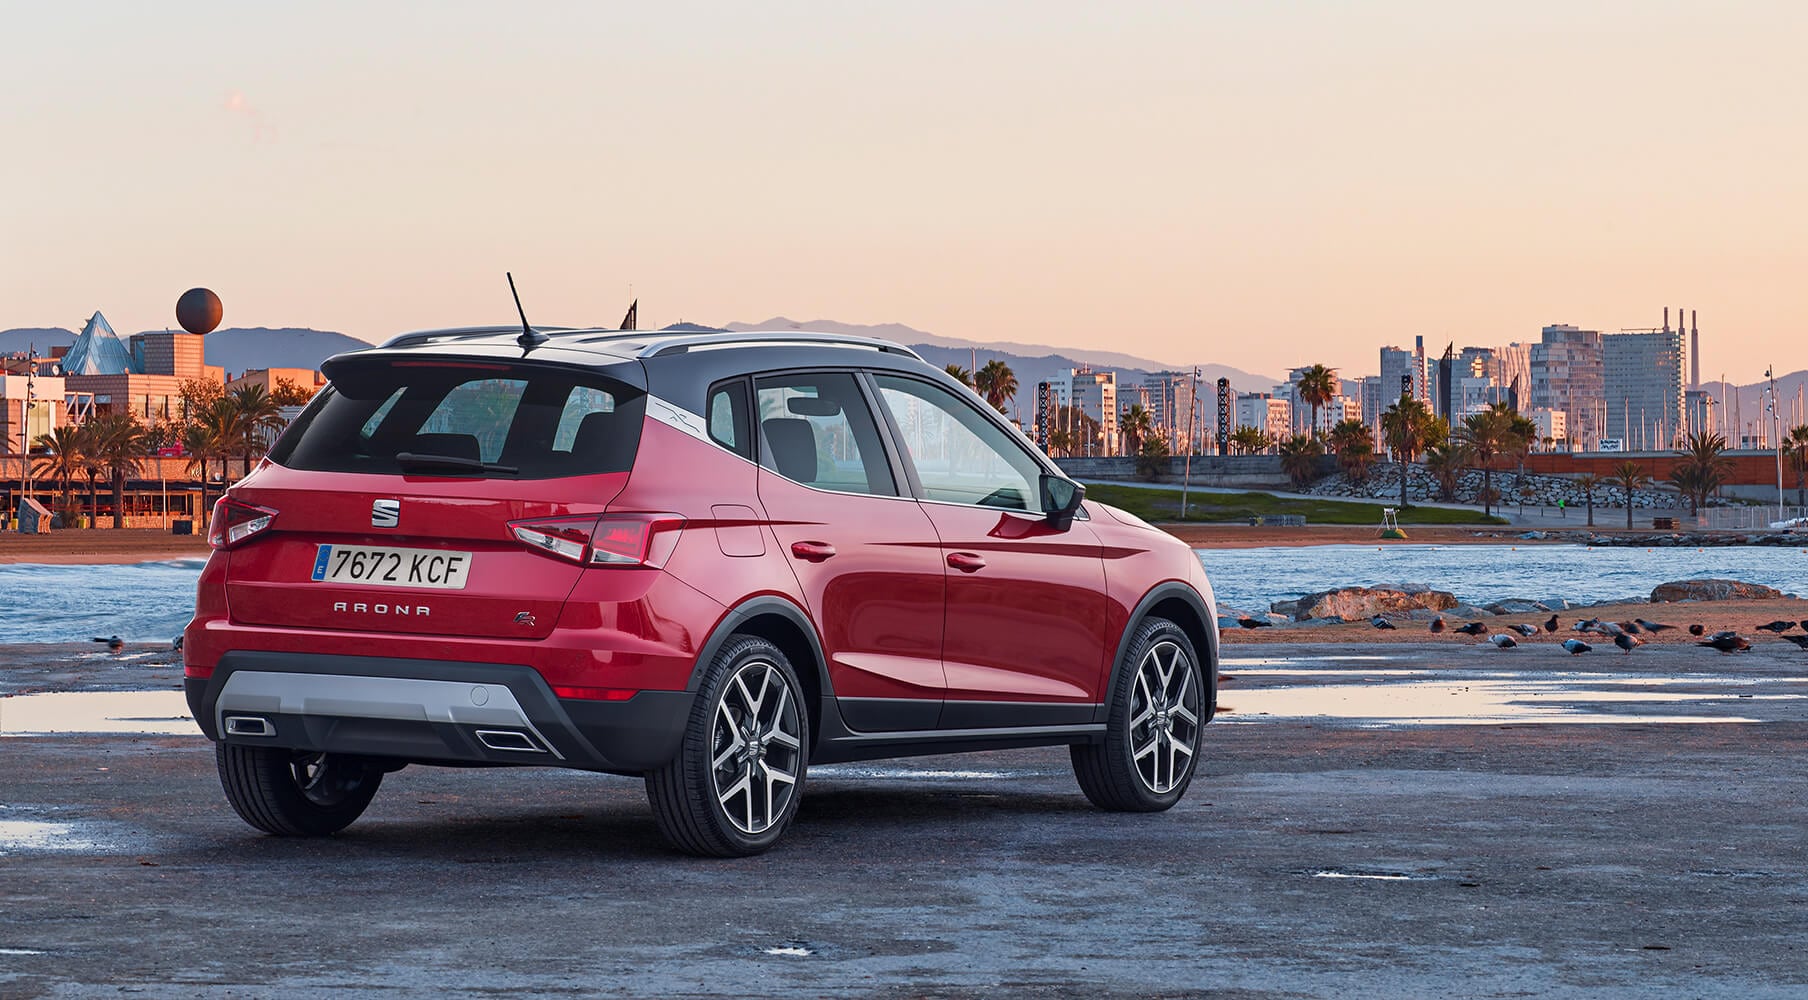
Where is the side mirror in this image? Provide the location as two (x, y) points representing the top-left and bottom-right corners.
(1040, 474), (1085, 530)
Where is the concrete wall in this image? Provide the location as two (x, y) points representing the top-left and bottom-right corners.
(1055, 455), (1309, 489)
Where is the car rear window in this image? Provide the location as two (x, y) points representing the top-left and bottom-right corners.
(269, 360), (645, 478)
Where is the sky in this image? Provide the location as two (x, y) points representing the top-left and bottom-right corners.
(2, 1), (1804, 384)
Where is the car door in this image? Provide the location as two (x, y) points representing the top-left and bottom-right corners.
(867, 372), (1111, 730)
(752, 370), (947, 732)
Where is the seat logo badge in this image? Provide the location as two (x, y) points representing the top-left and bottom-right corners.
(514, 611), (537, 627)
(372, 499), (400, 528)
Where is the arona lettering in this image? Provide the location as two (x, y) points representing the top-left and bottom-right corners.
(331, 601), (430, 616)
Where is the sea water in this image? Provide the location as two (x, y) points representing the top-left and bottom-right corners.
(1, 559), (206, 645)
(1198, 543), (1808, 613)
(1, 544), (1803, 644)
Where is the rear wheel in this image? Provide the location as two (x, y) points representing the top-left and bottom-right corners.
(646, 636), (808, 857)
(1072, 617), (1204, 811)
(215, 743), (383, 836)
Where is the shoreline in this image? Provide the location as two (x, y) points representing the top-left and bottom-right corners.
(0, 530), (211, 565)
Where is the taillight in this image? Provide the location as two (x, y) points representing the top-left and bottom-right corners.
(208, 497), (279, 550)
(509, 513), (685, 568)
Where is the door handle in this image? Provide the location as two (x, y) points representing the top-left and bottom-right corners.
(790, 541), (837, 562)
(946, 552), (986, 572)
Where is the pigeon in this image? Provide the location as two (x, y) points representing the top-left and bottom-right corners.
(1543, 614), (1559, 633)
(1429, 616), (1445, 634)
(1698, 633), (1752, 653)
(1801, 620), (1808, 632)
(1781, 635), (1808, 650)
(1598, 621), (1625, 636)
(1617, 621), (1642, 635)
(1688, 624), (1706, 636)
(1454, 621), (1489, 636)
(1573, 618), (1599, 633)
(1237, 616), (1273, 629)
(172, 635), (184, 651)
(1612, 632), (1641, 654)
(1634, 619), (1676, 633)
(1562, 638), (1592, 655)
(1488, 634), (1518, 648)
(91, 635), (124, 654)
(1370, 615), (1397, 630)
(1755, 621), (1796, 634)
(1509, 623), (1539, 637)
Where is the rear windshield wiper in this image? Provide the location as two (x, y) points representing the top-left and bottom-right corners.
(394, 452), (520, 476)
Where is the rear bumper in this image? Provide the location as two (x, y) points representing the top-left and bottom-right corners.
(186, 651), (692, 773)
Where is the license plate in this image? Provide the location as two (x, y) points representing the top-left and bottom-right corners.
(310, 544), (472, 590)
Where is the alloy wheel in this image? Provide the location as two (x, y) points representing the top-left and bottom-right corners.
(1127, 640), (1199, 794)
(708, 659), (803, 835)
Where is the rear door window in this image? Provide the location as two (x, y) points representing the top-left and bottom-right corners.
(270, 360), (645, 478)
(753, 372), (895, 496)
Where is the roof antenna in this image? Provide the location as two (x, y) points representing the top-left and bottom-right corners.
(508, 272), (547, 347)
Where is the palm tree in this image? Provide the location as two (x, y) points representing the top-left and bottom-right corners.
(1277, 434), (1324, 489)
(1609, 461), (1651, 530)
(30, 425), (87, 517)
(1047, 427), (1074, 458)
(973, 360), (1018, 414)
(1506, 412), (1537, 512)
(1136, 437), (1170, 481)
(78, 424), (104, 529)
(1120, 404), (1154, 457)
(1456, 404), (1517, 517)
(1423, 442), (1467, 502)
(1381, 396), (1437, 511)
(1230, 425), (1271, 456)
(1574, 473), (1603, 527)
(88, 413), (151, 528)
(1667, 431), (1734, 516)
(943, 364), (974, 389)
(1294, 365), (1337, 438)
(183, 422), (227, 510)
(227, 384), (286, 477)
(1326, 418), (1374, 482)
(1787, 425), (1808, 508)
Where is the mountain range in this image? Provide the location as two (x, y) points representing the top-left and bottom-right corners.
(0, 327), (369, 377)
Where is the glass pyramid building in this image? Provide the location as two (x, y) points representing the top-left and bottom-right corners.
(61, 311), (140, 375)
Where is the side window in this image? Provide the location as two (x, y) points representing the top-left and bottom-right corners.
(872, 374), (1044, 511)
(753, 372), (896, 496)
(707, 379), (754, 459)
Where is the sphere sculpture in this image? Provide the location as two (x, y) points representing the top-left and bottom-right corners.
(176, 287), (223, 335)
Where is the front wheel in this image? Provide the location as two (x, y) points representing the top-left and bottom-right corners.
(1072, 617), (1205, 811)
(645, 636), (809, 857)
(215, 743), (383, 836)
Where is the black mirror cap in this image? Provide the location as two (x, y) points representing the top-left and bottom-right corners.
(1041, 474), (1086, 530)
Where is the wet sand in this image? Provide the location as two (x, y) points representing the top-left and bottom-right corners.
(0, 530), (210, 565)
(1222, 597), (1808, 646)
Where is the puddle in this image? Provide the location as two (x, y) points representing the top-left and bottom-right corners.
(0, 691), (196, 737)
(1221, 656), (1404, 666)
(1311, 870), (1427, 881)
(0, 820), (104, 855)
(0, 949), (47, 956)
(1219, 676), (1792, 726)
(761, 945), (815, 957)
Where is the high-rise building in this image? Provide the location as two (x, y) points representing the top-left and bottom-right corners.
(1378, 346), (1427, 409)
(1140, 371), (1199, 452)
(1603, 329), (1688, 450)
(1233, 393), (1292, 450)
(1067, 368), (1117, 455)
(1530, 325), (1605, 450)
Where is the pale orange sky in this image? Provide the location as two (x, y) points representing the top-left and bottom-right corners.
(2, 2), (1803, 383)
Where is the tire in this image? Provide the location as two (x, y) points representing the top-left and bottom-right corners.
(215, 742), (383, 837)
(645, 636), (809, 857)
(1072, 616), (1205, 812)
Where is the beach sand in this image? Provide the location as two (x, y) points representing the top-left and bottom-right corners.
(0, 529), (211, 565)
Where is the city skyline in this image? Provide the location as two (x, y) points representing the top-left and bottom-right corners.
(3, 3), (1804, 385)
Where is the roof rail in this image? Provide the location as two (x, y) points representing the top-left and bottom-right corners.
(634, 331), (922, 360)
(377, 326), (581, 349)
